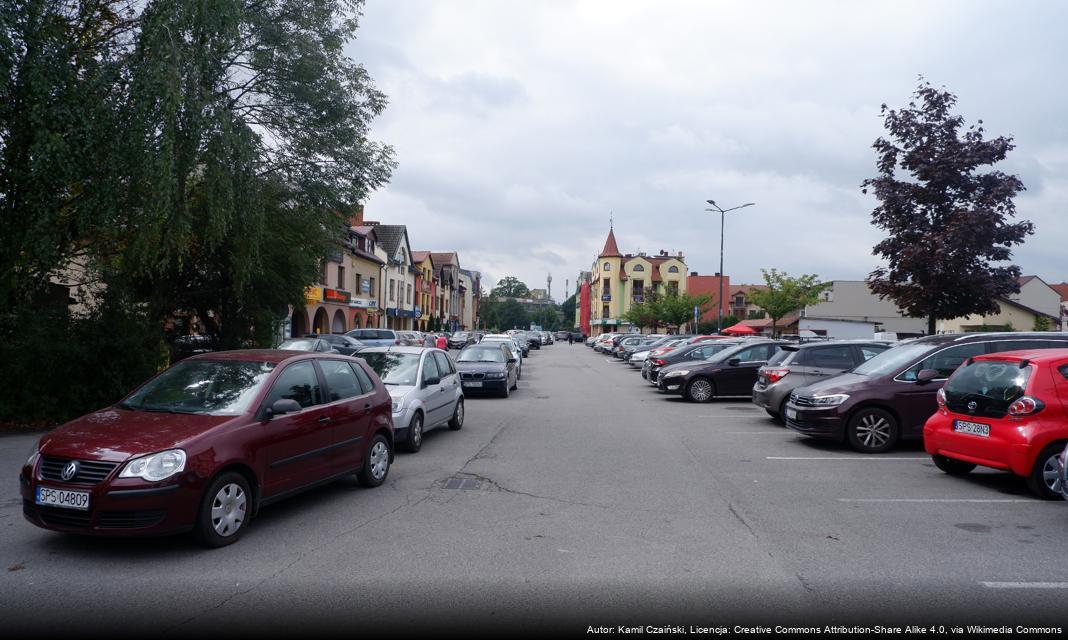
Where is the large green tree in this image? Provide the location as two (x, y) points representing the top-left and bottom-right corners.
(655, 290), (712, 333)
(863, 79), (1032, 335)
(490, 276), (531, 299)
(748, 269), (829, 337)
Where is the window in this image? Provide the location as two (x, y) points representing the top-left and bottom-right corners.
(631, 280), (644, 295)
(668, 265), (679, 273)
(432, 351), (455, 376)
(602, 278), (611, 296)
(604, 262), (611, 271)
(354, 273), (362, 294)
(860, 346), (887, 361)
(667, 281), (678, 294)
(602, 304), (610, 318)
(368, 240), (374, 252)
(632, 264), (644, 272)
(389, 280), (396, 301)
(900, 343), (986, 381)
(349, 362), (375, 394)
(989, 339), (1065, 352)
(369, 277), (376, 298)
(320, 360), (364, 401)
(805, 346), (855, 369)
(734, 295), (744, 306)
(263, 361), (322, 410)
(406, 284), (412, 304)
(337, 265), (345, 290)
(1060, 364), (1068, 381)
(421, 354), (440, 383)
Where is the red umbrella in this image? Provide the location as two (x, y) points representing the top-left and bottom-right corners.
(722, 322), (757, 335)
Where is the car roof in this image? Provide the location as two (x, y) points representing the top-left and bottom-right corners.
(358, 346), (439, 355)
(781, 340), (891, 351)
(975, 348), (1068, 364)
(909, 331), (1068, 345)
(187, 349), (347, 364)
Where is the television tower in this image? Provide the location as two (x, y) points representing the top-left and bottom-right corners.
(547, 273), (552, 301)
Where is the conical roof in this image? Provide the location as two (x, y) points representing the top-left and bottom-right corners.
(599, 228), (621, 258)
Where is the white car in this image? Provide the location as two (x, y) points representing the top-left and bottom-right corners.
(480, 334), (524, 378)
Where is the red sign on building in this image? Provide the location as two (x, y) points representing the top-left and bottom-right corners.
(323, 288), (351, 304)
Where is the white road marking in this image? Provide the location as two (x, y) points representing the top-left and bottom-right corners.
(767, 456), (927, 461)
(839, 498), (1034, 503)
(981, 582), (1068, 589)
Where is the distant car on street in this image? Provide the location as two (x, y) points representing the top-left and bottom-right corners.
(345, 328), (410, 347)
(448, 331), (476, 350)
(455, 343), (519, 398)
(278, 337), (339, 353)
(301, 333), (366, 356)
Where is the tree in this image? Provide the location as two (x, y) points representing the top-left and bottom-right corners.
(655, 290), (712, 333)
(863, 79), (1033, 335)
(697, 316), (738, 335)
(1033, 316), (1052, 332)
(622, 301), (658, 333)
(490, 276), (530, 299)
(560, 293), (577, 328)
(748, 269), (829, 337)
(494, 299), (529, 330)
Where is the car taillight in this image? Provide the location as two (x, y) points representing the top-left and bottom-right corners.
(1008, 396), (1045, 416)
(764, 369), (789, 384)
(936, 387), (947, 413)
(653, 359), (665, 366)
(395, 340), (402, 345)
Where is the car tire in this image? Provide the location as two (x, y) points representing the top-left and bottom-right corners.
(846, 408), (899, 454)
(499, 382), (510, 399)
(765, 408), (782, 424)
(357, 434), (391, 488)
(448, 398), (465, 430)
(510, 374), (518, 390)
(402, 413), (423, 454)
(1026, 442), (1065, 500)
(194, 471), (252, 548)
(931, 454), (976, 476)
(685, 377), (715, 403)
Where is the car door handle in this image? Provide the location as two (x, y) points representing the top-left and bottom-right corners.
(318, 416), (332, 425)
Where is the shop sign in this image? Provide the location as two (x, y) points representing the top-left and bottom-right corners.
(324, 288), (351, 304)
(350, 298), (378, 309)
(305, 286), (323, 303)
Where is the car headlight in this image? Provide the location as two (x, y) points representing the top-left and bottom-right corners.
(811, 394), (849, 406)
(664, 370), (689, 378)
(25, 439), (40, 468)
(485, 371), (506, 379)
(119, 449), (187, 482)
(391, 400), (401, 412)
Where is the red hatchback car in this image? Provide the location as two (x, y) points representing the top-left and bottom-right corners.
(20, 350), (394, 546)
(924, 349), (1068, 499)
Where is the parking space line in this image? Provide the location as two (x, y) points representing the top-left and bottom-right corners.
(767, 456), (927, 461)
(725, 431), (790, 434)
(981, 582), (1068, 589)
(839, 498), (1034, 503)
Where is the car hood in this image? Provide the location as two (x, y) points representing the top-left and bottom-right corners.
(39, 408), (237, 462)
(456, 362), (507, 373)
(793, 372), (870, 396)
(387, 385), (418, 401)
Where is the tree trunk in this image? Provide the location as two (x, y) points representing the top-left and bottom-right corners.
(771, 318), (778, 338)
(928, 315), (936, 335)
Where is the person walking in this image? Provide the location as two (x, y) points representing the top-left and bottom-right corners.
(435, 333), (448, 350)
(568, 333), (574, 345)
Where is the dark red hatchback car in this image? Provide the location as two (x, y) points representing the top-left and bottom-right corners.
(20, 350), (394, 547)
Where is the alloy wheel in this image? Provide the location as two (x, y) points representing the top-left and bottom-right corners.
(369, 441), (389, 481)
(1041, 453), (1061, 493)
(689, 379), (713, 402)
(856, 414), (891, 448)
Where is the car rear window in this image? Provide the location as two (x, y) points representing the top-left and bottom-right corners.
(767, 349), (797, 366)
(944, 359), (1032, 418)
(805, 345), (855, 369)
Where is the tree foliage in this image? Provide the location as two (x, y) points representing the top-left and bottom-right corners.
(863, 79), (1032, 335)
(490, 276), (530, 299)
(748, 269), (828, 337)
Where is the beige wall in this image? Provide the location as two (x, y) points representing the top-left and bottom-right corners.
(941, 302), (1045, 333)
(1011, 279), (1061, 319)
(804, 281), (928, 335)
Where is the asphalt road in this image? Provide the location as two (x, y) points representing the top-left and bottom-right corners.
(2, 343), (1067, 636)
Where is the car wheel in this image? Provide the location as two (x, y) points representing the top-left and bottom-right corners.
(194, 472), (251, 548)
(510, 373), (518, 390)
(358, 434), (391, 488)
(765, 408), (783, 424)
(499, 382), (510, 398)
(448, 398), (465, 430)
(402, 412), (423, 453)
(1026, 443), (1065, 500)
(846, 408), (899, 453)
(686, 378), (715, 403)
(931, 454), (976, 476)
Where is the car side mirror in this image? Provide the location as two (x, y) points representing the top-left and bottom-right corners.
(424, 376), (441, 387)
(728, 358), (741, 367)
(265, 398), (302, 419)
(916, 368), (940, 383)
(508, 358), (518, 363)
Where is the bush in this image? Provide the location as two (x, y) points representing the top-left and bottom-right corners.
(0, 301), (167, 427)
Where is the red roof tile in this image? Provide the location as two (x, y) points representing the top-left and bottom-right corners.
(599, 229), (622, 257)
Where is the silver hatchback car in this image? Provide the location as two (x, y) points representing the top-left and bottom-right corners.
(358, 347), (464, 453)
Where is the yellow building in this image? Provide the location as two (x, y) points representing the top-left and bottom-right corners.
(588, 228), (688, 336)
(411, 251), (436, 331)
(938, 297), (1060, 333)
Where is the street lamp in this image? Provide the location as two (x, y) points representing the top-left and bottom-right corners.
(705, 199), (755, 333)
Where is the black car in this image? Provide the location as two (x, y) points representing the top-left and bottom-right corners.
(303, 333), (366, 356)
(170, 334), (214, 362)
(455, 343), (519, 398)
(658, 340), (788, 402)
(645, 340), (744, 385)
(448, 331), (476, 350)
(526, 332), (542, 350)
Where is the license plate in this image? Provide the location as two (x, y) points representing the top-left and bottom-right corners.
(464, 381), (483, 388)
(36, 486), (90, 511)
(786, 408), (798, 420)
(953, 419), (990, 437)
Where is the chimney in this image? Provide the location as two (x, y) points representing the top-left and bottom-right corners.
(690, 271), (698, 277)
(349, 204), (365, 228)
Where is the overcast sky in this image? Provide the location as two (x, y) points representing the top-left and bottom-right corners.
(348, 0), (1068, 298)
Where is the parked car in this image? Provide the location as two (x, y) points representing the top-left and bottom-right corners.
(20, 351), (394, 546)
(480, 334), (524, 376)
(634, 337), (690, 370)
(525, 331), (542, 350)
(278, 337), (339, 353)
(345, 328), (409, 347)
(555, 331), (570, 341)
(448, 331), (476, 350)
(170, 334), (214, 362)
(753, 341), (891, 422)
(658, 341), (788, 401)
(785, 332), (1068, 453)
(621, 336), (668, 361)
(644, 340), (744, 386)
(302, 333), (366, 356)
(925, 349), (1068, 499)
(359, 347), (464, 454)
(455, 343), (520, 398)
(541, 331), (554, 345)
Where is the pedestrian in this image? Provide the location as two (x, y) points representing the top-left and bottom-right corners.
(423, 332), (434, 347)
(435, 333), (448, 350)
(568, 333), (574, 345)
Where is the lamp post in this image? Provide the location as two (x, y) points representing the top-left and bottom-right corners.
(705, 199), (755, 333)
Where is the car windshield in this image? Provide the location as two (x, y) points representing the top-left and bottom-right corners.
(278, 339), (318, 351)
(120, 360), (276, 415)
(457, 348), (506, 363)
(851, 342), (934, 377)
(944, 360), (1032, 416)
(453, 332), (469, 339)
(360, 352), (421, 386)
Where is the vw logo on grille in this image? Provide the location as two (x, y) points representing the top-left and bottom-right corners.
(60, 461), (79, 481)
(967, 401), (978, 413)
